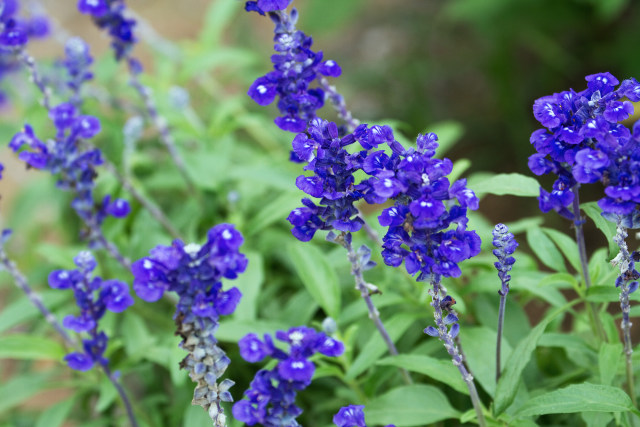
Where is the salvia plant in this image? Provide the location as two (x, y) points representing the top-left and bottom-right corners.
(2, 0), (640, 426)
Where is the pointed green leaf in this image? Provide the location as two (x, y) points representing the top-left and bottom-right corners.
(346, 312), (419, 380)
(232, 252), (264, 322)
(494, 302), (577, 415)
(35, 397), (76, 427)
(526, 227), (566, 272)
(470, 173), (540, 197)
(377, 354), (468, 394)
(582, 202), (617, 256)
(0, 291), (68, 334)
(365, 385), (460, 426)
(541, 227), (581, 273)
(0, 335), (65, 360)
(287, 242), (340, 318)
(599, 342), (623, 386)
(515, 383), (633, 417)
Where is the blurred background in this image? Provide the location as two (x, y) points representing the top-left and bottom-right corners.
(5, 0), (640, 238)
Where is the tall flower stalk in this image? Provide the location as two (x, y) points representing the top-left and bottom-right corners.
(77, 0), (197, 195)
(425, 275), (486, 427)
(131, 224), (247, 425)
(611, 220), (639, 406)
(491, 224), (518, 383)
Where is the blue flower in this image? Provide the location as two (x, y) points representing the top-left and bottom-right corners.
(234, 326), (344, 426)
(49, 251), (133, 371)
(132, 224), (247, 424)
(529, 72), (640, 224)
(78, 0), (137, 61)
(492, 223), (518, 296)
(245, 4), (341, 133)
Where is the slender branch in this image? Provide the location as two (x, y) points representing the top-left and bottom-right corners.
(436, 283), (475, 379)
(125, 58), (197, 197)
(0, 245), (76, 347)
(496, 293), (506, 383)
(429, 276), (486, 427)
(571, 186), (608, 342)
(571, 185), (592, 289)
(318, 77), (360, 133)
(612, 221), (637, 407)
(102, 365), (139, 427)
(340, 232), (412, 385)
(18, 49), (52, 110)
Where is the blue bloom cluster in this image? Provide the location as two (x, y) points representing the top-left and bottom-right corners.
(529, 72), (640, 223)
(245, 2), (341, 134)
(233, 326), (344, 426)
(8, 102), (131, 245)
(375, 133), (481, 280)
(492, 223), (517, 296)
(48, 251), (133, 371)
(131, 224), (247, 424)
(77, 0), (137, 61)
(333, 405), (395, 427)
(286, 119), (388, 240)
(0, 0), (49, 104)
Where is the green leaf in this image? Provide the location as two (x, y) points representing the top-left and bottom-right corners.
(526, 227), (566, 272)
(0, 291), (68, 334)
(0, 335), (65, 360)
(35, 397), (75, 427)
(0, 373), (51, 414)
(287, 242), (340, 318)
(599, 342), (623, 386)
(232, 252), (264, 322)
(199, 0), (238, 46)
(183, 404), (212, 427)
(377, 354), (468, 394)
(122, 313), (156, 360)
(470, 173), (540, 197)
(586, 286), (620, 302)
(515, 383), (634, 417)
(365, 385), (460, 426)
(494, 302), (577, 415)
(346, 312), (419, 380)
(246, 193), (300, 236)
(459, 326), (513, 397)
(541, 227), (581, 273)
(582, 202), (617, 256)
(96, 376), (118, 412)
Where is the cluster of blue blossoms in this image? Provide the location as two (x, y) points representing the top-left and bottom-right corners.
(245, 1), (481, 282)
(333, 405), (394, 427)
(529, 72), (640, 224)
(8, 102), (131, 244)
(245, 1), (341, 135)
(131, 224), (247, 425)
(0, 0), (49, 104)
(77, 0), (137, 62)
(61, 36), (94, 107)
(49, 251), (134, 371)
(233, 326), (344, 426)
(492, 223), (518, 296)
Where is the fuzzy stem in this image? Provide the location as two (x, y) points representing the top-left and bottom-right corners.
(102, 365), (140, 427)
(437, 283), (475, 379)
(318, 77), (360, 133)
(18, 49), (52, 110)
(613, 221), (637, 407)
(572, 186), (607, 342)
(430, 276), (486, 427)
(341, 233), (412, 384)
(0, 247), (76, 347)
(496, 292), (506, 383)
(571, 186), (592, 289)
(125, 59), (197, 197)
